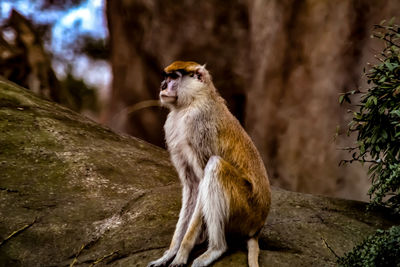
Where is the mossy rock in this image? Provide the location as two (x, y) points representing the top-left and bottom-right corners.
(0, 78), (398, 266)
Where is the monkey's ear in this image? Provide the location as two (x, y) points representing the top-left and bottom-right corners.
(195, 64), (207, 82)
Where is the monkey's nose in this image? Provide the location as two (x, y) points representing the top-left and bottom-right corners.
(161, 82), (167, 91)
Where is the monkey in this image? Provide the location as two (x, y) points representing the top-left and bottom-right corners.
(148, 61), (271, 267)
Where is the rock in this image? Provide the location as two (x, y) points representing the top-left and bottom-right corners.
(0, 78), (398, 266)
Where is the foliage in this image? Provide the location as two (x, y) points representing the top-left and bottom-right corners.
(75, 34), (110, 60)
(337, 225), (400, 267)
(59, 69), (99, 113)
(340, 19), (400, 214)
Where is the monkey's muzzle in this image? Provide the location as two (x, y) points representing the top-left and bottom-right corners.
(160, 91), (177, 104)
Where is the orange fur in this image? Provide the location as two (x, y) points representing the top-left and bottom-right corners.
(164, 61), (201, 74)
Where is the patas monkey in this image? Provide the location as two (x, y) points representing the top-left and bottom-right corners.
(148, 61), (271, 267)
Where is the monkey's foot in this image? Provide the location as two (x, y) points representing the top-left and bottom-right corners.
(169, 250), (190, 267)
(147, 260), (169, 267)
(147, 259), (172, 267)
(169, 256), (187, 267)
(191, 248), (226, 267)
(147, 250), (176, 267)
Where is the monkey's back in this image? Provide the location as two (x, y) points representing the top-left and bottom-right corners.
(213, 98), (271, 236)
(216, 99), (269, 184)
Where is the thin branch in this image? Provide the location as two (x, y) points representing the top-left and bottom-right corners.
(0, 219), (36, 247)
(373, 54), (386, 63)
(69, 244), (86, 267)
(89, 251), (120, 267)
(372, 34), (400, 49)
(321, 237), (340, 259)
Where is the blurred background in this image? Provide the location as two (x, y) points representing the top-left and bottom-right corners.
(1, 0), (399, 201)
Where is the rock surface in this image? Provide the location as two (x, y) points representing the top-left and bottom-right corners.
(0, 79), (398, 267)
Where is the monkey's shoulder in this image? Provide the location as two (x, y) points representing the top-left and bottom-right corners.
(166, 105), (216, 128)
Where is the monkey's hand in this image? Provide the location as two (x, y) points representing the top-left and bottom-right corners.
(147, 250), (176, 267)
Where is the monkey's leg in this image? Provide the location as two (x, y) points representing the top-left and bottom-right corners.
(247, 237), (260, 267)
(195, 222), (207, 245)
(170, 154), (235, 266)
(148, 185), (198, 267)
(193, 155), (258, 267)
(191, 156), (232, 267)
(170, 197), (203, 266)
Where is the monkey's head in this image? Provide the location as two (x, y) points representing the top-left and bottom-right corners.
(160, 61), (214, 108)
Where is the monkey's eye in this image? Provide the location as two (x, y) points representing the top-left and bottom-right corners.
(167, 72), (179, 79)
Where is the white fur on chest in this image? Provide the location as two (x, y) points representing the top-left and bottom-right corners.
(164, 110), (189, 150)
(165, 109), (204, 180)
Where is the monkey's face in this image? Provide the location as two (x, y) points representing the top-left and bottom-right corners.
(160, 71), (181, 105)
(160, 68), (206, 108)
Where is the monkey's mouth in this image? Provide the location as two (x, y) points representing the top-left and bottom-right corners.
(160, 95), (177, 103)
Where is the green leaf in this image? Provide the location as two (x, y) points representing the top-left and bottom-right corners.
(394, 85), (400, 96)
(372, 96), (378, 105)
(382, 130), (388, 139)
(391, 110), (400, 117)
(339, 94), (345, 104)
(385, 61), (395, 71)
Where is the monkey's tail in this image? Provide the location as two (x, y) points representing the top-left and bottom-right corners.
(247, 237), (260, 267)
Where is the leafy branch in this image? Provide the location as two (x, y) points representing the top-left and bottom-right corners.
(340, 19), (400, 214)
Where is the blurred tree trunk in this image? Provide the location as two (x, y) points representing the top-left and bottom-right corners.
(245, 0), (400, 198)
(105, 0), (400, 200)
(104, 0), (160, 145)
(0, 10), (62, 102)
